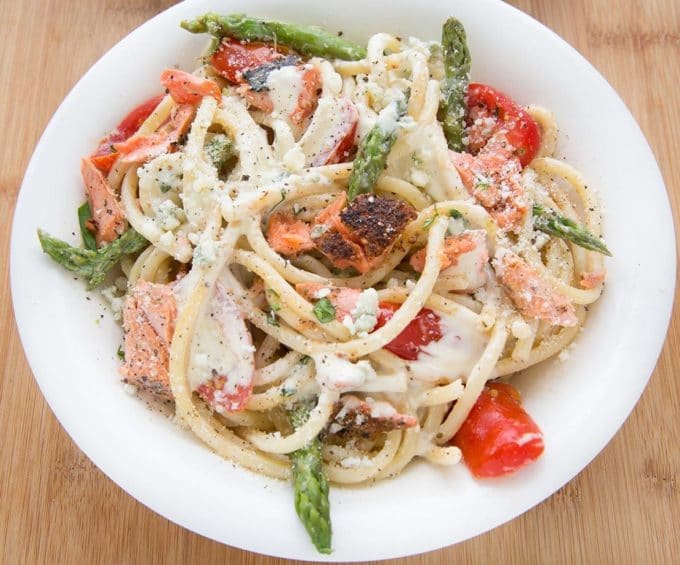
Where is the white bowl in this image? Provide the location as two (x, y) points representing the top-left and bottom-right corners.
(10, 0), (675, 561)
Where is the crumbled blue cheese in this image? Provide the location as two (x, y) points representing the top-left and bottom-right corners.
(340, 456), (373, 468)
(139, 152), (184, 194)
(100, 285), (124, 321)
(312, 287), (331, 299)
(312, 353), (376, 392)
(350, 288), (379, 337)
(282, 146), (306, 172)
(375, 96), (405, 134)
(159, 230), (175, 247)
(154, 199), (184, 231)
(189, 232), (219, 265)
(448, 215), (467, 236)
(410, 167), (429, 188)
(310, 223), (330, 239)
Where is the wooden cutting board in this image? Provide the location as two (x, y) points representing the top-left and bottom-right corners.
(1, 1), (678, 563)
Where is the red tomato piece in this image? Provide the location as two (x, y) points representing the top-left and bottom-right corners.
(452, 382), (545, 478)
(211, 38), (282, 83)
(466, 83), (540, 167)
(160, 69), (222, 105)
(375, 302), (443, 361)
(90, 94), (164, 173)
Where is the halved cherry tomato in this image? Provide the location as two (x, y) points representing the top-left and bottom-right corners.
(452, 382), (545, 478)
(466, 83), (540, 167)
(160, 69), (222, 104)
(375, 302), (443, 361)
(90, 94), (164, 173)
(211, 38), (282, 83)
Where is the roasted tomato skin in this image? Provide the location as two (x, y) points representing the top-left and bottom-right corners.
(211, 38), (282, 83)
(375, 302), (443, 361)
(466, 83), (541, 167)
(90, 94), (164, 173)
(452, 382), (545, 478)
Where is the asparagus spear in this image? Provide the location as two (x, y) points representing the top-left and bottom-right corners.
(347, 96), (408, 201)
(77, 202), (97, 251)
(437, 18), (471, 151)
(287, 402), (332, 554)
(38, 227), (148, 290)
(532, 204), (612, 256)
(181, 13), (366, 61)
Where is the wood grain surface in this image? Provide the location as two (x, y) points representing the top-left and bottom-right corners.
(1, 1), (678, 563)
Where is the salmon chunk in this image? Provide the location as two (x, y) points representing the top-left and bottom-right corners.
(160, 69), (222, 105)
(328, 395), (417, 439)
(450, 134), (527, 230)
(314, 193), (416, 274)
(266, 213), (315, 256)
(409, 233), (478, 272)
(81, 157), (127, 246)
(580, 270), (606, 289)
(115, 103), (195, 164)
(120, 281), (177, 397)
(495, 250), (577, 327)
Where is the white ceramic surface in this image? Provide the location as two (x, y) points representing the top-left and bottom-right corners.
(10, 0), (676, 561)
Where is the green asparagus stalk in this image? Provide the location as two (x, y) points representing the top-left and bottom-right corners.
(38, 227), (148, 290)
(181, 13), (366, 61)
(347, 96), (408, 201)
(287, 402), (332, 554)
(77, 202), (97, 251)
(437, 18), (471, 151)
(532, 204), (612, 256)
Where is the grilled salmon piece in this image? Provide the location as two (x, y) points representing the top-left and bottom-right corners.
(328, 395), (417, 439)
(313, 193), (416, 274)
(120, 281), (177, 397)
(450, 134), (527, 230)
(409, 233), (478, 273)
(495, 250), (577, 327)
(115, 103), (195, 164)
(266, 213), (315, 256)
(160, 69), (222, 105)
(580, 270), (606, 289)
(81, 157), (127, 246)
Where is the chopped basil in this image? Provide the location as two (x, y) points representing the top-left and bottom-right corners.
(116, 345), (125, 360)
(313, 298), (335, 323)
(300, 355), (311, 365)
(449, 208), (463, 219)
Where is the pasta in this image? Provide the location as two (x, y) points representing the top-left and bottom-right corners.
(37, 13), (610, 553)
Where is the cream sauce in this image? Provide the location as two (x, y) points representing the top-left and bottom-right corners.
(187, 282), (254, 394)
(406, 307), (489, 383)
